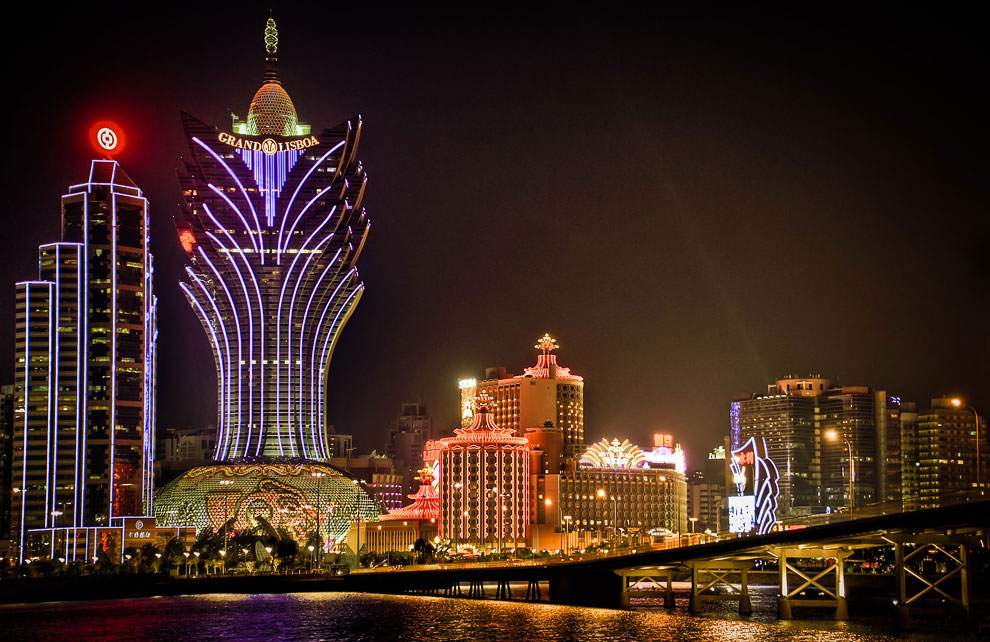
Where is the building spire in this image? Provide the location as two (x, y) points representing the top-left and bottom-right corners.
(263, 15), (281, 85)
(535, 333), (559, 355)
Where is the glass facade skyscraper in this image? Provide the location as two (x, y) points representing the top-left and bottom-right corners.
(12, 160), (157, 561)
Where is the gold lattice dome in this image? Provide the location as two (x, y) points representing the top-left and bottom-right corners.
(247, 82), (298, 136)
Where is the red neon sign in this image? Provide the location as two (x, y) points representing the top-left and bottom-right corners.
(179, 229), (196, 253)
(89, 120), (125, 156)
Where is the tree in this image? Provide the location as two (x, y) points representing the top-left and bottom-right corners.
(413, 538), (435, 564)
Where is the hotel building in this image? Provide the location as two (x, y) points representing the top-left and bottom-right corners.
(155, 18), (381, 545)
(460, 334), (584, 454)
(174, 17), (368, 460)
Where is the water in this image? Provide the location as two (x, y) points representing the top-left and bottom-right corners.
(0, 588), (984, 641)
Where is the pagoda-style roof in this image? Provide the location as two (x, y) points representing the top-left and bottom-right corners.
(514, 333), (583, 382)
(381, 468), (439, 521)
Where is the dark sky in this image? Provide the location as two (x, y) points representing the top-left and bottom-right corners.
(2, 6), (986, 467)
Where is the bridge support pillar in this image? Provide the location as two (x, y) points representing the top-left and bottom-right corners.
(684, 560), (753, 615)
(525, 579), (542, 602)
(771, 546), (851, 620)
(496, 578), (512, 600)
(888, 533), (977, 630)
(614, 566), (677, 609)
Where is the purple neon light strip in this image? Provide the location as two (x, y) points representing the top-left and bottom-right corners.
(207, 184), (260, 256)
(316, 285), (363, 458)
(200, 204), (250, 450)
(277, 141), (344, 263)
(201, 202), (264, 449)
(193, 136), (265, 263)
(304, 263), (352, 453)
(180, 281), (229, 460)
(201, 202), (266, 456)
(275, 212), (336, 457)
(185, 264), (233, 457)
(199, 238), (252, 456)
(300, 258), (348, 454)
(284, 231), (336, 458)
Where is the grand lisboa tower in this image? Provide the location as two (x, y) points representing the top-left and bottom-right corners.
(156, 18), (380, 547)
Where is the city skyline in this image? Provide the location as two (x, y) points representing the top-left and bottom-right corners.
(0, 7), (986, 464)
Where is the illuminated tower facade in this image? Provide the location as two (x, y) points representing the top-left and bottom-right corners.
(11, 160), (157, 560)
(459, 334), (584, 454)
(176, 18), (368, 460)
(438, 392), (530, 551)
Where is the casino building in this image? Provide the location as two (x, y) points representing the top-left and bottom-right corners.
(155, 18), (379, 547)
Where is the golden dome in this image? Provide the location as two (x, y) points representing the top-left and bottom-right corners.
(246, 82), (298, 136)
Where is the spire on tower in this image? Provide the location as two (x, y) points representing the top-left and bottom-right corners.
(535, 333), (559, 354)
(263, 16), (281, 85)
(264, 16), (278, 54)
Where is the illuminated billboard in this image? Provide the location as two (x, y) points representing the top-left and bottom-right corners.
(728, 436), (779, 535)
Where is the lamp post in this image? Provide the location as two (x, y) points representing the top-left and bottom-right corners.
(596, 489), (617, 547)
(951, 398), (982, 490)
(825, 429), (854, 518)
(563, 515), (572, 555)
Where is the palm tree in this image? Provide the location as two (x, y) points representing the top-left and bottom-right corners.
(139, 543), (163, 573)
(412, 538), (435, 565)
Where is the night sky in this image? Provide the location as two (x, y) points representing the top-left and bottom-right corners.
(2, 7), (986, 467)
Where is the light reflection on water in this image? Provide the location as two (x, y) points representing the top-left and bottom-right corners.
(0, 589), (984, 642)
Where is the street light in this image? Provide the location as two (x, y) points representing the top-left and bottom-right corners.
(951, 398), (982, 490)
(563, 515), (573, 555)
(825, 429), (854, 518)
(596, 489), (617, 547)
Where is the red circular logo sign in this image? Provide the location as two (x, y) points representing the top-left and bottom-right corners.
(89, 120), (125, 156)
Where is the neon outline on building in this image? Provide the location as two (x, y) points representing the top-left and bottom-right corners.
(438, 392), (530, 551)
(175, 17), (368, 460)
(11, 159), (157, 562)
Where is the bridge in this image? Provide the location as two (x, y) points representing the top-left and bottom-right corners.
(342, 499), (990, 626)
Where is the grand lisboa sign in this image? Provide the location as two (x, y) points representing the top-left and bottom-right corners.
(218, 132), (320, 155)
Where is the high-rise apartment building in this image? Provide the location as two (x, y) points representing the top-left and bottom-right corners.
(900, 402), (921, 511)
(460, 334), (584, 454)
(909, 397), (986, 509)
(733, 376), (900, 518)
(11, 160), (157, 561)
(386, 402), (432, 501)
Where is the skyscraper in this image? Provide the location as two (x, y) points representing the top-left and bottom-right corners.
(155, 18), (380, 547)
(175, 17), (368, 460)
(386, 402), (433, 501)
(733, 376), (901, 518)
(11, 160), (157, 561)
